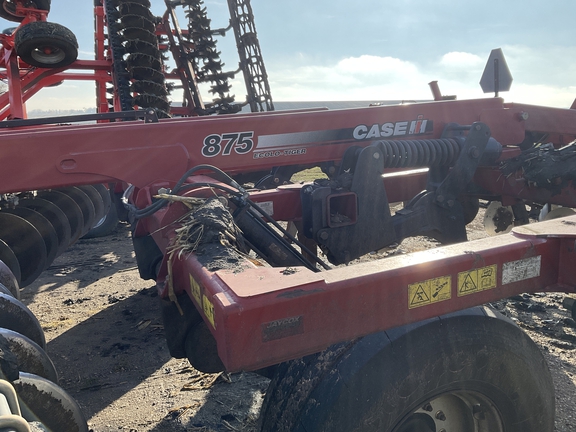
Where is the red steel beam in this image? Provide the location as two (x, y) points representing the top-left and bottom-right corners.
(156, 215), (576, 372)
(0, 97), (544, 193)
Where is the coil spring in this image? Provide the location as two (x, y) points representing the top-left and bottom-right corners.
(374, 138), (461, 169)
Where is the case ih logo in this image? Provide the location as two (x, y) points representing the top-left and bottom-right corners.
(353, 115), (433, 140)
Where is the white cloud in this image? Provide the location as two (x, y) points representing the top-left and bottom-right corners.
(22, 49), (576, 112)
(269, 55), (431, 101)
(266, 51), (576, 107)
(439, 51), (484, 68)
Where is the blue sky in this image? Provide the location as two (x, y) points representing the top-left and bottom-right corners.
(18, 0), (576, 111)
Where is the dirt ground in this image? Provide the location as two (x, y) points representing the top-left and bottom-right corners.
(21, 208), (576, 432)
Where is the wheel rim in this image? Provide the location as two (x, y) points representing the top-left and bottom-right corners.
(30, 45), (66, 65)
(394, 391), (504, 432)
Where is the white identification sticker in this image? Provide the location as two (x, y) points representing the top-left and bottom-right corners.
(258, 201), (274, 216)
(502, 256), (541, 285)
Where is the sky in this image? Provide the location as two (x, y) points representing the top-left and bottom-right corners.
(15, 0), (576, 111)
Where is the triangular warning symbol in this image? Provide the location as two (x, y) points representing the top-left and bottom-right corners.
(460, 273), (477, 293)
(411, 285), (430, 305)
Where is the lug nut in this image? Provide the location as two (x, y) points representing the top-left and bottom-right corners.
(421, 402), (433, 412)
(435, 410), (446, 421)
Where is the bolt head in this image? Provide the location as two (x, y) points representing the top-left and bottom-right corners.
(435, 410), (446, 421)
(468, 146), (480, 159)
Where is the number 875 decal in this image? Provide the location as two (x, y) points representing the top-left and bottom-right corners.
(202, 132), (254, 157)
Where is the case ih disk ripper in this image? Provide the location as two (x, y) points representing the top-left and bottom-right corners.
(0, 0), (574, 431)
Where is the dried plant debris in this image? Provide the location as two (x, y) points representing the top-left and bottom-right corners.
(181, 372), (222, 391)
(500, 142), (576, 194)
(155, 193), (206, 209)
(167, 197), (250, 272)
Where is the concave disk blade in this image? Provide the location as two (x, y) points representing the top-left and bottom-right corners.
(3, 207), (58, 268)
(57, 187), (96, 238)
(77, 185), (106, 228)
(0, 246), (21, 291)
(0, 292), (45, 349)
(36, 191), (83, 246)
(15, 372), (89, 432)
(0, 330), (57, 383)
(0, 213), (47, 287)
(19, 197), (72, 257)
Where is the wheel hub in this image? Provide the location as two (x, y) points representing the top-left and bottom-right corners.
(395, 391), (504, 432)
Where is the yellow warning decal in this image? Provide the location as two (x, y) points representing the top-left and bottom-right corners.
(189, 275), (201, 306)
(408, 275), (451, 309)
(457, 264), (497, 297)
(202, 294), (216, 329)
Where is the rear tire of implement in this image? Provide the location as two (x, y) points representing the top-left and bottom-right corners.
(15, 21), (78, 68)
(259, 307), (555, 432)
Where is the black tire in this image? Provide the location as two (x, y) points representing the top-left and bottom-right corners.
(81, 195), (118, 239)
(113, 188), (129, 222)
(0, 0), (50, 22)
(259, 306), (554, 432)
(15, 21), (78, 68)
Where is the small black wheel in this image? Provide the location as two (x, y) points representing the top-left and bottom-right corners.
(0, 0), (51, 22)
(14, 21), (78, 68)
(259, 307), (555, 432)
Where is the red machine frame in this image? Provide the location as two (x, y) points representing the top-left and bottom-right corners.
(0, 0), (576, 375)
(0, 95), (574, 371)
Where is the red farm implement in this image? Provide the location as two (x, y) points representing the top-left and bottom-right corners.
(0, 0), (573, 431)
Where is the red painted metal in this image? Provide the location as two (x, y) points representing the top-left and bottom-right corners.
(152, 215), (576, 372)
(1, 0), (576, 377)
(0, 97), (569, 194)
